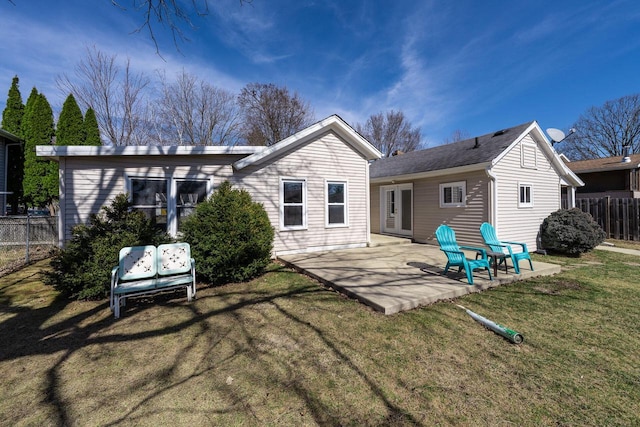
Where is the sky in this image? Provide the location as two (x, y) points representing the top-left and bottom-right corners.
(1, 0), (640, 146)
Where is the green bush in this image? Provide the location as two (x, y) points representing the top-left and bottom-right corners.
(540, 208), (606, 256)
(43, 194), (171, 299)
(181, 181), (274, 285)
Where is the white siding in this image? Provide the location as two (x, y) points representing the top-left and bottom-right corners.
(370, 183), (381, 233)
(371, 170), (489, 246)
(61, 155), (242, 241)
(412, 170), (489, 246)
(60, 131), (371, 256)
(491, 133), (561, 251)
(233, 131), (370, 255)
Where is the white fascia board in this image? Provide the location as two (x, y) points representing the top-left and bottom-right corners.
(370, 162), (489, 184)
(36, 145), (263, 160)
(233, 115), (382, 170)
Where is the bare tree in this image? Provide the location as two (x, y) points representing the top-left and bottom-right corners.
(57, 46), (150, 146)
(238, 83), (315, 146)
(111, 0), (208, 52)
(356, 110), (422, 157)
(153, 70), (242, 145)
(443, 129), (470, 145)
(560, 93), (640, 160)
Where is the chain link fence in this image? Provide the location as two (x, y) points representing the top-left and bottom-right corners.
(0, 216), (58, 273)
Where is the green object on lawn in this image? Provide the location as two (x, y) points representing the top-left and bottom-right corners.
(457, 304), (524, 344)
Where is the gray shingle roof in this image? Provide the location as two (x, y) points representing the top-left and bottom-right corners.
(370, 121), (534, 179)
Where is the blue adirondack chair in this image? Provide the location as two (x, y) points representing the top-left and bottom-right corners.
(479, 222), (533, 274)
(435, 224), (492, 285)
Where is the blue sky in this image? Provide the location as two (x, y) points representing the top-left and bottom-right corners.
(1, 0), (640, 146)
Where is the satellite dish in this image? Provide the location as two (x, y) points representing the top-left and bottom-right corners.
(546, 128), (566, 143)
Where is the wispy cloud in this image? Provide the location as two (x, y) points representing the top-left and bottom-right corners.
(0, 2), (246, 112)
(206, 0), (291, 65)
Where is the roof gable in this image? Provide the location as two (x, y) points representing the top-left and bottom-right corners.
(233, 115), (382, 170)
(370, 121), (583, 187)
(370, 121), (534, 179)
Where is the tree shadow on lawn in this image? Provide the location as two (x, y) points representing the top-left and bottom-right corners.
(0, 264), (422, 426)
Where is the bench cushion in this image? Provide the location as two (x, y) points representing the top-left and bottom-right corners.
(157, 243), (192, 276)
(119, 246), (157, 281)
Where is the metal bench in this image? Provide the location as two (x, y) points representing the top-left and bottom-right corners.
(110, 243), (196, 319)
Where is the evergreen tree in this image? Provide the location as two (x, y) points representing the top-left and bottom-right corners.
(2, 76), (24, 135)
(57, 93), (85, 146)
(23, 87), (39, 118)
(22, 90), (57, 209)
(1, 76), (25, 212)
(83, 107), (102, 146)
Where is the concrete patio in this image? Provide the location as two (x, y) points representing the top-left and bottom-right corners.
(279, 234), (561, 315)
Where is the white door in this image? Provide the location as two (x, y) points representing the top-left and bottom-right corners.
(381, 184), (412, 236)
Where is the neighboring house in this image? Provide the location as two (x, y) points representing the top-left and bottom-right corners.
(565, 153), (640, 199)
(370, 121), (584, 251)
(37, 115), (382, 256)
(0, 128), (22, 216)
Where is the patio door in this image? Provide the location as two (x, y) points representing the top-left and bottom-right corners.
(381, 184), (412, 236)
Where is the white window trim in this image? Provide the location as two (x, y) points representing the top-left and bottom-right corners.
(439, 181), (466, 208)
(126, 174), (213, 236)
(280, 177), (307, 231)
(172, 177), (213, 235)
(325, 179), (349, 228)
(518, 182), (533, 208)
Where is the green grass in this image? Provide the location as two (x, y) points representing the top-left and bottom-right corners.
(0, 251), (639, 426)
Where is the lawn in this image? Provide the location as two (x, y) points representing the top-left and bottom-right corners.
(0, 250), (639, 426)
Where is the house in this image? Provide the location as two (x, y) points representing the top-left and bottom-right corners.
(369, 121), (584, 251)
(565, 153), (640, 199)
(0, 128), (22, 215)
(36, 115), (382, 256)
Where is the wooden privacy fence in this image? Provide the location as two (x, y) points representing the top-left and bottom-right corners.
(575, 197), (640, 241)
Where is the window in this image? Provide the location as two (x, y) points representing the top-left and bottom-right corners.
(280, 178), (307, 230)
(439, 181), (466, 207)
(386, 190), (395, 218)
(176, 179), (208, 231)
(519, 183), (533, 207)
(131, 178), (168, 232)
(129, 176), (210, 235)
(326, 180), (348, 227)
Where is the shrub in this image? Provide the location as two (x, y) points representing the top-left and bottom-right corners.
(43, 194), (171, 299)
(540, 208), (606, 256)
(181, 181), (274, 285)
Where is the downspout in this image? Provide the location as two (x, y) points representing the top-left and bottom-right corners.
(485, 166), (498, 227)
(365, 161), (371, 246)
(58, 157), (66, 247)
